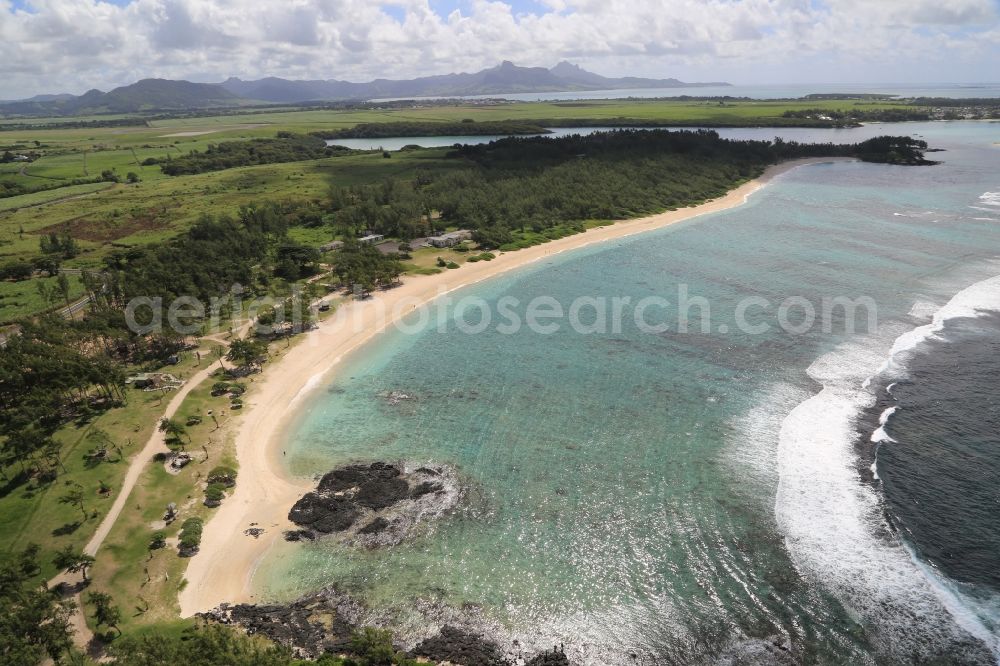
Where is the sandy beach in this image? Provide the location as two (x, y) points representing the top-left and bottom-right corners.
(177, 157), (849, 617)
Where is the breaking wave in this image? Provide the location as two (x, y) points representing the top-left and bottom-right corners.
(774, 274), (1000, 662)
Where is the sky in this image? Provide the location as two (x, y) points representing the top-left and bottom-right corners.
(1, 0), (998, 98)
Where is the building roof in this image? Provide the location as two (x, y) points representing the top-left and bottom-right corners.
(428, 229), (472, 241)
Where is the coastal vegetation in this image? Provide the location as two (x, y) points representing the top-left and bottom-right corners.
(326, 130), (930, 249)
(178, 517), (203, 556)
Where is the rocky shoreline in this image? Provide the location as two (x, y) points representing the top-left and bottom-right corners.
(284, 461), (463, 548)
(202, 461), (571, 664)
(200, 586), (570, 666)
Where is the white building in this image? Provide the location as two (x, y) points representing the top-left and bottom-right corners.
(427, 230), (473, 248)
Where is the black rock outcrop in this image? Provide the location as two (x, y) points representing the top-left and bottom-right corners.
(285, 461), (462, 547)
(201, 589), (574, 665)
(411, 625), (510, 666)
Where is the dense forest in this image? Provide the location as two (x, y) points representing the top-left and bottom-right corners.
(153, 133), (350, 175)
(0, 317), (127, 478)
(99, 206), (320, 304)
(325, 130), (932, 248)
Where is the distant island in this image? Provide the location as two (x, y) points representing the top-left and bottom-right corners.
(0, 61), (729, 116)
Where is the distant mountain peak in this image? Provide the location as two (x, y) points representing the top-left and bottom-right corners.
(550, 61), (584, 74)
(1, 61), (731, 117)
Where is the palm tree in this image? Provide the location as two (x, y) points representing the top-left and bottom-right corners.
(159, 418), (189, 450)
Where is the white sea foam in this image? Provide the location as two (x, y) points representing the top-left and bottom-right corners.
(870, 406), (899, 444)
(893, 211), (938, 217)
(979, 192), (1000, 208)
(877, 275), (1000, 380)
(774, 274), (1000, 661)
(288, 370), (326, 408)
(868, 405), (900, 482)
(907, 299), (939, 321)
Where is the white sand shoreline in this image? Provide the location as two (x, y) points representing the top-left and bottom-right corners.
(178, 156), (853, 616)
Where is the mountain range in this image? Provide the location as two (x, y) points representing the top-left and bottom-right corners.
(220, 61), (729, 103)
(0, 62), (730, 117)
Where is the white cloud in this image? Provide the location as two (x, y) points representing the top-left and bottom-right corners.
(0, 0), (996, 98)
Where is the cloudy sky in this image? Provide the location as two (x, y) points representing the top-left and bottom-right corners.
(1, 0), (998, 98)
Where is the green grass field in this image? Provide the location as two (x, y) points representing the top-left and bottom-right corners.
(92, 361), (240, 628)
(0, 347), (218, 584)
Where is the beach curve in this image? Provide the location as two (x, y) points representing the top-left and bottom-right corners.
(177, 157), (851, 617)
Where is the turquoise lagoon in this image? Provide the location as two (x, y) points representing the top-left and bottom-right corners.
(266, 123), (1000, 664)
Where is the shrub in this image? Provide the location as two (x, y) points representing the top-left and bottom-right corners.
(207, 465), (237, 487)
(350, 627), (396, 665)
(445, 262), (459, 269)
(178, 517), (203, 556)
(0, 260), (34, 281)
(149, 531), (166, 550)
(204, 484), (226, 507)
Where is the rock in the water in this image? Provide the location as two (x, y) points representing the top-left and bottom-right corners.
(526, 648), (571, 666)
(287, 461), (464, 548)
(317, 461), (400, 494)
(354, 476), (410, 510)
(288, 494), (359, 533)
(282, 529), (316, 542)
(410, 480), (443, 498)
(358, 517), (390, 534)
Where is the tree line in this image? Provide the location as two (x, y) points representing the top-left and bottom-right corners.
(782, 107), (932, 123)
(152, 133), (350, 175)
(322, 129), (933, 248)
(312, 120), (551, 139)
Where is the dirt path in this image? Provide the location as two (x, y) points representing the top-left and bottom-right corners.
(82, 356), (223, 557)
(49, 348), (228, 652)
